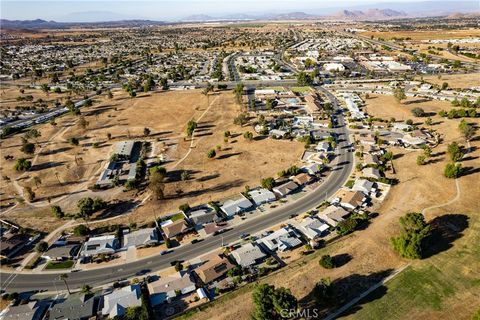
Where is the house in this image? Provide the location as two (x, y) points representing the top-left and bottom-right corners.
(2, 301), (47, 320)
(392, 122), (412, 132)
(220, 195), (253, 217)
(101, 285), (142, 319)
(273, 181), (299, 198)
(269, 129), (288, 139)
(230, 242), (267, 267)
(304, 94), (323, 116)
(296, 217), (329, 239)
(81, 235), (118, 257)
(259, 226), (302, 252)
(147, 271), (196, 306)
(195, 254), (235, 284)
(362, 167), (381, 179)
(319, 205), (350, 227)
(358, 135), (376, 146)
(189, 207), (218, 226)
(49, 294), (99, 320)
(352, 178), (375, 194)
(114, 140), (135, 159)
(338, 190), (365, 210)
(248, 188), (276, 206)
(292, 173), (314, 186)
(42, 244), (79, 261)
(0, 233), (30, 259)
(363, 153), (380, 166)
(124, 228), (159, 248)
(302, 163), (322, 176)
(162, 219), (191, 239)
(315, 142), (330, 152)
(401, 134), (426, 148)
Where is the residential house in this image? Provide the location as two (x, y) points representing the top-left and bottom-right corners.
(189, 207), (218, 226)
(301, 163), (322, 176)
(362, 167), (381, 179)
(230, 242), (267, 267)
(315, 142), (330, 152)
(363, 153), (380, 166)
(101, 285), (142, 319)
(352, 178), (375, 194)
(392, 122), (412, 132)
(42, 244), (79, 261)
(259, 226), (302, 252)
(273, 181), (299, 198)
(124, 228), (159, 248)
(269, 129), (288, 139)
(248, 188), (276, 206)
(0, 233), (30, 259)
(195, 254), (235, 284)
(292, 173), (314, 186)
(2, 301), (47, 320)
(296, 217), (329, 239)
(339, 190), (365, 210)
(162, 219), (191, 239)
(358, 134), (376, 146)
(319, 205), (350, 227)
(81, 235), (118, 257)
(147, 271), (196, 306)
(49, 294), (99, 320)
(220, 195), (253, 217)
(401, 134), (426, 148)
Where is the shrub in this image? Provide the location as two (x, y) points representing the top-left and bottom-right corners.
(319, 255), (334, 269)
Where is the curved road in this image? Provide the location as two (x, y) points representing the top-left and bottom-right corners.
(0, 87), (353, 293)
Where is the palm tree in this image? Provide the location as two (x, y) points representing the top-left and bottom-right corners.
(59, 273), (71, 294)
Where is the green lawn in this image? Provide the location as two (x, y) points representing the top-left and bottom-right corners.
(341, 213), (480, 320)
(290, 86), (312, 93)
(45, 260), (74, 270)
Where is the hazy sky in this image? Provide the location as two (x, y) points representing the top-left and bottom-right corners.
(0, 0), (463, 21)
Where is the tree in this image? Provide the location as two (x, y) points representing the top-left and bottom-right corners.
(73, 224), (90, 236)
(458, 120), (475, 141)
(181, 170), (190, 181)
(81, 284), (92, 294)
(441, 82), (449, 90)
(77, 197), (106, 219)
(243, 131), (253, 141)
(143, 127), (151, 136)
(261, 177), (275, 191)
(78, 116), (89, 129)
(312, 278), (335, 306)
(179, 203), (191, 213)
(296, 71), (313, 86)
(394, 87), (407, 103)
(35, 241), (48, 253)
(20, 142), (35, 155)
(251, 284), (297, 320)
(233, 83), (244, 104)
(271, 287), (297, 317)
(233, 113), (248, 126)
(107, 91), (113, 99)
(186, 120), (197, 137)
(447, 142), (464, 162)
(51, 205), (64, 219)
(59, 274), (71, 294)
(207, 149), (216, 159)
(336, 218), (357, 235)
(23, 186), (35, 202)
(425, 117), (432, 125)
(444, 163), (462, 178)
(423, 146), (432, 158)
(319, 255), (334, 269)
(411, 107), (426, 117)
(149, 171), (165, 200)
(24, 128), (41, 141)
(416, 155), (426, 165)
(391, 212), (430, 259)
(32, 176), (42, 188)
(69, 137), (79, 146)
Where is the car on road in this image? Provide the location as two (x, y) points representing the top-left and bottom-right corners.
(160, 250), (172, 255)
(191, 238), (203, 244)
(240, 233), (249, 239)
(289, 213), (298, 219)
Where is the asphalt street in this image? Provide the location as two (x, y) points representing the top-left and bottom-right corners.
(0, 86), (353, 293)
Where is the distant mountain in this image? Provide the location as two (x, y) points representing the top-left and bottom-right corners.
(0, 18), (166, 29)
(330, 8), (407, 20)
(182, 14), (217, 22)
(268, 12), (316, 20)
(446, 12), (480, 19)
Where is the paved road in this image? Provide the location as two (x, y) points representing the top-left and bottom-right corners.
(0, 86), (353, 293)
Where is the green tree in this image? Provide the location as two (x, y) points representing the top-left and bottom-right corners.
(296, 71), (313, 86)
(411, 107), (426, 117)
(391, 212), (430, 259)
(207, 149), (216, 159)
(444, 163), (462, 178)
(458, 120), (475, 141)
(51, 205), (64, 219)
(23, 186), (35, 202)
(149, 171), (165, 200)
(20, 142), (35, 155)
(35, 241), (48, 253)
(59, 273), (71, 294)
(243, 131), (253, 141)
(143, 127), (151, 136)
(73, 224), (90, 236)
(447, 142), (464, 162)
(394, 87), (407, 103)
(319, 255), (334, 269)
(417, 155), (426, 165)
(261, 177), (275, 191)
(186, 120), (197, 137)
(312, 278), (335, 306)
(336, 218), (357, 235)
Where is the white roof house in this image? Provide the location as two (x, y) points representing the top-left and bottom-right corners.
(296, 217), (329, 239)
(259, 227), (302, 252)
(220, 195), (253, 217)
(302, 163), (322, 175)
(230, 242), (267, 267)
(248, 188), (276, 206)
(392, 122), (412, 132)
(147, 271), (196, 306)
(315, 142), (330, 152)
(102, 285), (142, 318)
(82, 235), (118, 257)
(123, 228), (159, 248)
(351, 178), (375, 194)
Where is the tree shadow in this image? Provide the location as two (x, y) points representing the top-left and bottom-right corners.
(460, 166), (480, 177)
(39, 147), (72, 156)
(333, 253), (352, 267)
(422, 214), (469, 259)
(30, 161), (65, 171)
(217, 152), (242, 160)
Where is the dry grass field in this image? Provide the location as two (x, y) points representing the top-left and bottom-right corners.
(0, 89), (303, 230)
(418, 73), (480, 89)
(360, 29), (480, 41)
(177, 94), (480, 320)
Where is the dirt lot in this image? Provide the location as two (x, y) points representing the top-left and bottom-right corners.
(0, 89), (303, 230)
(178, 95), (480, 320)
(418, 73), (480, 89)
(360, 29), (480, 41)
(364, 94), (454, 121)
